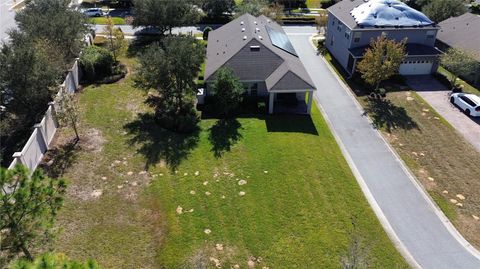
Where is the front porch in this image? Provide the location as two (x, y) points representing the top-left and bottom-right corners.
(268, 91), (314, 115)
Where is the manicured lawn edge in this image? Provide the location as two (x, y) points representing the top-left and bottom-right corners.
(315, 39), (480, 249)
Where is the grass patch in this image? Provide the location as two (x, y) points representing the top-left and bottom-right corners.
(89, 17), (126, 25)
(49, 56), (408, 268)
(321, 48), (480, 249)
(306, 0), (322, 8)
(437, 66), (480, 95)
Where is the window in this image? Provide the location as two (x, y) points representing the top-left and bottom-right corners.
(353, 32), (361, 43)
(330, 36), (334, 46)
(426, 30), (435, 38)
(460, 96), (477, 107)
(332, 18), (335, 25)
(345, 30), (351, 39)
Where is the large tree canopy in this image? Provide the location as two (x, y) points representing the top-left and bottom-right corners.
(136, 37), (205, 132)
(0, 32), (64, 118)
(421, 0), (466, 22)
(15, 0), (88, 62)
(133, 0), (201, 34)
(201, 0), (236, 19)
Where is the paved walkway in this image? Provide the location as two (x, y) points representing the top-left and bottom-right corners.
(405, 75), (480, 152)
(284, 26), (480, 269)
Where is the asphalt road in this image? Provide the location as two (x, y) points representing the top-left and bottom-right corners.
(0, 0), (17, 41)
(283, 26), (480, 269)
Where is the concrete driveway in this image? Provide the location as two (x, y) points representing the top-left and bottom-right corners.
(284, 26), (480, 269)
(405, 75), (480, 152)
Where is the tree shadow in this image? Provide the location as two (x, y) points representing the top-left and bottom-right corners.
(265, 114), (319, 135)
(363, 98), (418, 132)
(208, 118), (243, 158)
(40, 139), (79, 178)
(124, 113), (200, 170)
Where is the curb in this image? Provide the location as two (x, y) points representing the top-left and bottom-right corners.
(305, 34), (480, 265)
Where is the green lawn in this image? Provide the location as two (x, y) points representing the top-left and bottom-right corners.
(49, 58), (407, 268)
(437, 66), (480, 95)
(319, 49), (480, 250)
(89, 17), (125, 25)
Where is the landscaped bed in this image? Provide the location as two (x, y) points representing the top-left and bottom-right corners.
(320, 50), (480, 249)
(47, 57), (407, 268)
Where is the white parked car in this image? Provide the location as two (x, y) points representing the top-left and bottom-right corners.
(450, 93), (480, 117)
(83, 8), (103, 17)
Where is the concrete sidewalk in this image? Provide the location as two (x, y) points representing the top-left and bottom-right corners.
(284, 26), (480, 269)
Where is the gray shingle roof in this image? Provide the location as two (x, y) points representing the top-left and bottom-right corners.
(205, 13), (315, 91)
(437, 13), (480, 61)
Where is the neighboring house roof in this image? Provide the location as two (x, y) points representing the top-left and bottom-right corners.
(205, 13), (315, 91)
(328, 0), (436, 29)
(437, 12), (480, 62)
(349, 43), (441, 58)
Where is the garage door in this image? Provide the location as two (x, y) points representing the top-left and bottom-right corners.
(399, 60), (433, 75)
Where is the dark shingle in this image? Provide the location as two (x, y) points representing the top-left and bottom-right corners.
(437, 13), (480, 61)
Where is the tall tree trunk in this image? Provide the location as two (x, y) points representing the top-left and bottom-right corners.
(21, 244), (33, 261)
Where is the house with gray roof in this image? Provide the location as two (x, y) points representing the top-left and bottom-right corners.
(436, 12), (480, 85)
(204, 13), (316, 114)
(326, 0), (442, 76)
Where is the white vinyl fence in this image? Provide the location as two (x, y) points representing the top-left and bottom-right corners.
(8, 59), (82, 172)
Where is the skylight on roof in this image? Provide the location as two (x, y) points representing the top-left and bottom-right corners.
(265, 25), (297, 57)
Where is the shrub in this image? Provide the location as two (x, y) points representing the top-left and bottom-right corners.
(79, 45), (114, 82)
(321, 0), (336, 8)
(472, 3), (480, 14)
(203, 26), (213, 41)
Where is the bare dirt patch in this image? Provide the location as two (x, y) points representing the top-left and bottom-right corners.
(80, 128), (106, 153)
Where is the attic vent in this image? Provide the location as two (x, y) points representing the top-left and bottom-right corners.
(250, 45), (260, 51)
(267, 19), (271, 23)
(255, 28), (260, 32)
(258, 35), (263, 40)
(254, 21), (257, 25)
(243, 35), (247, 40)
(241, 27), (245, 32)
(240, 21), (244, 25)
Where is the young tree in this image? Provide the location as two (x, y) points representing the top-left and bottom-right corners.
(0, 165), (67, 260)
(422, 0), (466, 22)
(104, 17), (128, 62)
(133, 0), (201, 35)
(440, 48), (478, 89)
(357, 35), (406, 93)
(211, 68), (244, 116)
(262, 2), (284, 23)
(136, 37), (205, 132)
(10, 253), (100, 269)
(56, 91), (81, 142)
(315, 13), (328, 34)
(201, 0), (236, 19)
(15, 0), (88, 63)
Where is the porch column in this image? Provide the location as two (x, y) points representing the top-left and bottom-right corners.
(307, 91), (313, 115)
(268, 92), (275, 114)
